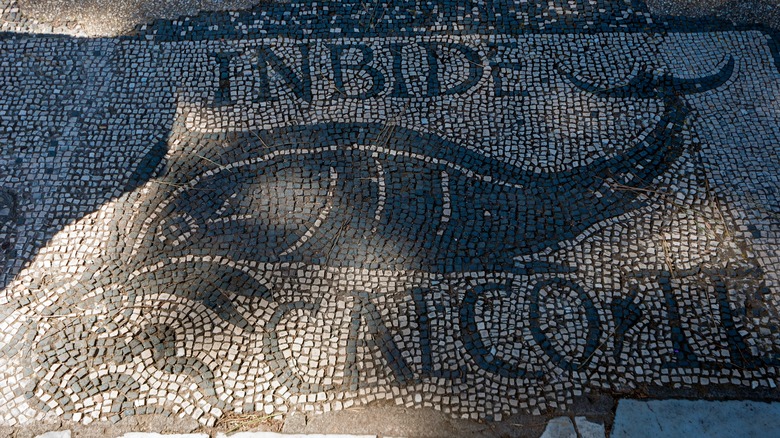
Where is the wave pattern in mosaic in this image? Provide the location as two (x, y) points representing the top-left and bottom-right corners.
(1, 0), (780, 428)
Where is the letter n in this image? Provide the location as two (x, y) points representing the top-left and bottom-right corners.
(254, 45), (312, 102)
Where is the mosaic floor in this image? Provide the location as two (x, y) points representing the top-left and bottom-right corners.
(1, 0), (780, 428)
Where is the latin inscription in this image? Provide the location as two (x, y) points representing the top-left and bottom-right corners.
(207, 41), (521, 105)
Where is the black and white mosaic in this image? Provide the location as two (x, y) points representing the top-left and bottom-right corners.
(1, 0), (780, 427)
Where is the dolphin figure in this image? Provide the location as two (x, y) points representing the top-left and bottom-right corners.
(142, 57), (734, 276)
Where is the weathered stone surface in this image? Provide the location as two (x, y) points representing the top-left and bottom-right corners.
(574, 417), (605, 438)
(612, 400), (780, 438)
(539, 417), (576, 438)
(216, 433), (375, 438)
(34, 431), (72, 438)
(119, 434), (209, 438)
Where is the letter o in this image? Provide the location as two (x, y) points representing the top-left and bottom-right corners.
(528, 278), (601, 371)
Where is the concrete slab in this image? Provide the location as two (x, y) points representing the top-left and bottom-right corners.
(611, 400), (780, 438)
(34, 431), (71, 438)
(539, 417), (576, 438)
(281, 412), (308, 434)
(574, 417), (606, 438)
(215, 433), (375, 438)
(118, 433), (209, 438)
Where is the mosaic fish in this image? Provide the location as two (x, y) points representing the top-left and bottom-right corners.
(141, 58), (734, 275)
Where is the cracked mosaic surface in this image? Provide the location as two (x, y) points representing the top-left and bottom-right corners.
(1, 0), (780, 428)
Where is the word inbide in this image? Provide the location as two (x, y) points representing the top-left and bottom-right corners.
(208, 40), (525, 105)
